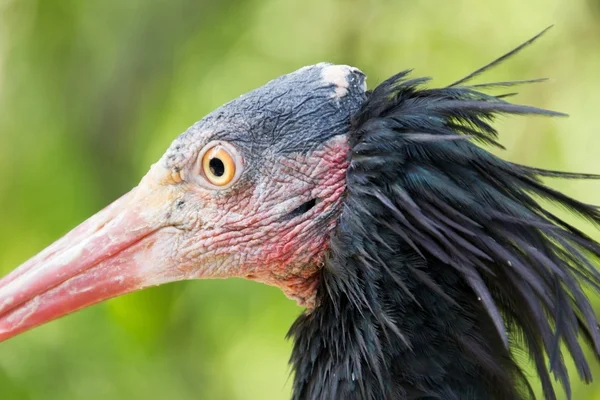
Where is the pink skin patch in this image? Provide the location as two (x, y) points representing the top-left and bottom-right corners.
(244, 136), (350, 307)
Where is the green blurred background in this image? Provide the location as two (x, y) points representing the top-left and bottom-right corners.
(0, 0), (599, 399)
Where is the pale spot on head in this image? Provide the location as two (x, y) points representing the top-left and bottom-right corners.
(321, 65), (365, 99)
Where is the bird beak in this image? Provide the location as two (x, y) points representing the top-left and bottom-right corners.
(0, 171), (184, 342)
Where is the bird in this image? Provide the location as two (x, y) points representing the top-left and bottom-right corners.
(0, 28), (599, 400)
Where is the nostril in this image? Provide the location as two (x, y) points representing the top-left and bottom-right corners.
(283, 199), (318, 221)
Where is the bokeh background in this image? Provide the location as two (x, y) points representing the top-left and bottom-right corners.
(0, 0), (599, 399)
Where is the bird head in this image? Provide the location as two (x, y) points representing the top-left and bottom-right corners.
(0, 63), (368, 340)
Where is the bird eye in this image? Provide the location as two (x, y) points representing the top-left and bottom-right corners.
(197, 141), (242, 188)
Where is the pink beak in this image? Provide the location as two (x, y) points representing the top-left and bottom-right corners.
(0, 185), (178, 342)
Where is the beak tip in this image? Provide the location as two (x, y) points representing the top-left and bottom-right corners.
(0, 189), (171, 344)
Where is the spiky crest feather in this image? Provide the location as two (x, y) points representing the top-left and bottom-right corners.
(289, 29), (600, 400)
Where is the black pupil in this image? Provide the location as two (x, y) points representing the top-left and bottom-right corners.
(209, 158), (225, 177)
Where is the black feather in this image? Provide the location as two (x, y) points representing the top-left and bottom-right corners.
(289, 32), (600, 400)
(448, 26), (553, 87)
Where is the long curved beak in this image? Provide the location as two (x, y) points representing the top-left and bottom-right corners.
(0, 184), (180, 342)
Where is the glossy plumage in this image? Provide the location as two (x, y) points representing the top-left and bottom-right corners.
(290, 30), (600, 400)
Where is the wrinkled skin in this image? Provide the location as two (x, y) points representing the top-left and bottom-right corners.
(0, 63), (366, 339)
(152, 134), (350, 305)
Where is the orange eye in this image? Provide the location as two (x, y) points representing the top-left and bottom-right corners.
(199, 143), (240, 187)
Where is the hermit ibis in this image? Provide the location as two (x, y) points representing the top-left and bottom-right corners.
(1, 29), (599, 399)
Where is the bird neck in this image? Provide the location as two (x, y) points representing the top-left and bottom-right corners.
(288, 236), (524, 400)
(288, 59), (600, 399)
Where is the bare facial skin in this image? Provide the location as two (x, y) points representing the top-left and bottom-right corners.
(0, 63), (366, 341)
(148, 134), (350, 307)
